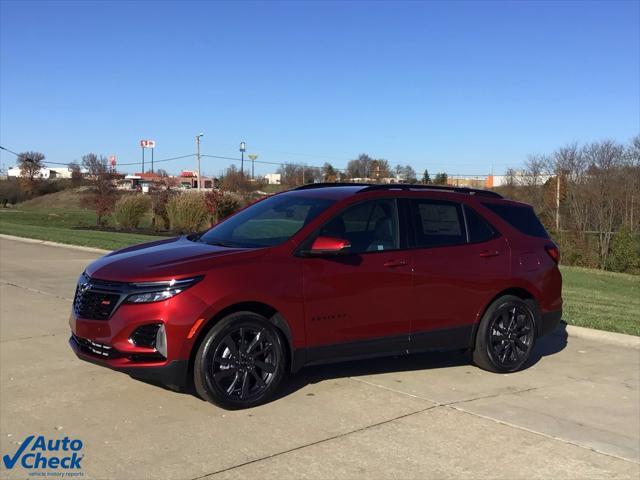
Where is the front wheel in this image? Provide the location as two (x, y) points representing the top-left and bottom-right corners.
(473, 295), (536, 373)
(194, 312), (286, 409)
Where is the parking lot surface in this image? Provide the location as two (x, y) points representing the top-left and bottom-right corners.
(1, 237), (639, 479)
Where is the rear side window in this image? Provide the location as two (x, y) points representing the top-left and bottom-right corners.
(410, 200), (466, 248)
(464, 206), (497, 243)
(482, 203), (549, 239)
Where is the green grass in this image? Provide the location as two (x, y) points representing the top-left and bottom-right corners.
(0, 221), (165, 250)
(561, 266), (639, 336)
(0, 201), (164, 251)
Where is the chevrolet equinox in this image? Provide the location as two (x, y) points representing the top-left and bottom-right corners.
(69, 183), (562, 409)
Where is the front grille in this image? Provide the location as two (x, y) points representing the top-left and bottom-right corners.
(73, 274), (126, 320)
(130, 324), (161, 348)
(74, 290), (120, 320)
(72, 334), (121, 358)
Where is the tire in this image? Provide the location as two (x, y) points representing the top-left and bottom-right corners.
(194, 312), (287, 409)
(473, 295), (537, 373)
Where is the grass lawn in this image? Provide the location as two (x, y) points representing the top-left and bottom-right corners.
(0, 221), (166, 251)
(0, 204), (165, 251)
(560, 266), (639, 336)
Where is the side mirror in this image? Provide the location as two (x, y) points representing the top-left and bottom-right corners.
(308, 236), (351, 255)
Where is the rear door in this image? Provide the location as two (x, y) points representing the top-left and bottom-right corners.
(406, 198), (510, 350)
(302, 198), (413, 362)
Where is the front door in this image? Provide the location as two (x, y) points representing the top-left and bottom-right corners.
(302, 198), (413, 362)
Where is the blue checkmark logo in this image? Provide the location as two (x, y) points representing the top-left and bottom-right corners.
(2, 435), (34, 469)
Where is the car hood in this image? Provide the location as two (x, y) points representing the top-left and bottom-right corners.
(85, 236), (261, 282)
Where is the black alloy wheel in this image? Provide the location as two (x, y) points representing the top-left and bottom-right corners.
(194, 312), (286, 409)
(487, 304), (534, 369)
(473, 295), (537, 373)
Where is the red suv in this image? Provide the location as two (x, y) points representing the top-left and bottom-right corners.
(69, 184), (562, 408)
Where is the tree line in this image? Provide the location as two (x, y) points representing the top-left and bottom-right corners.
(498, 137), (639, 273)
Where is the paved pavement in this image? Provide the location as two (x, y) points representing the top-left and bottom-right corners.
(1, 237), (639, 479)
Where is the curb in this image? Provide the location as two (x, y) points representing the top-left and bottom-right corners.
(0, 234), (109, 254)
(565, 324), (640, 349)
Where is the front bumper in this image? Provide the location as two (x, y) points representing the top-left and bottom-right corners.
(69, 334), (188, 387)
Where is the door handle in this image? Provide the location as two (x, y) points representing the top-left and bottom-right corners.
(383, 260), (409, 268)
(479, 250), (501, 258)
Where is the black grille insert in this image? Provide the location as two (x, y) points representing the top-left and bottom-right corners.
(73, 274), (126, 320)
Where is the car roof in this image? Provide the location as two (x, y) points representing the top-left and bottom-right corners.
(287, 183), (504, 200)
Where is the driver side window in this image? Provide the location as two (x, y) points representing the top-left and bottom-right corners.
(319, 199), (399, 253)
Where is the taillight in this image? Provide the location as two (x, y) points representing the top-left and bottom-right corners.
(545, 244), (560, 264)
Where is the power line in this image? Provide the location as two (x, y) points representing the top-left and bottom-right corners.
(0, 146), (20, 156)
(2, 144), (494, 176)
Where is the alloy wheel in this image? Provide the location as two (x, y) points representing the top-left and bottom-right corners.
(209, 326), (278, 401)
(488, 304), (534, 369)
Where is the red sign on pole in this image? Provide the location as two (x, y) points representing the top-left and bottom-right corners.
(140, 140), (156, 149)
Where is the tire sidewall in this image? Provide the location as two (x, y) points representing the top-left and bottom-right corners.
(194, 312), (286, 409)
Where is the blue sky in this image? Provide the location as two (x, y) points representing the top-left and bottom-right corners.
(1, 0), (638, 177)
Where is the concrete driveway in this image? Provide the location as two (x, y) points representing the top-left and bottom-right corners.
(1, 237), (638, 479)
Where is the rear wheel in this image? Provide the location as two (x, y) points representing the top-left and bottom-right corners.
(194, 312), (286, 409)
(473, 295), (536, 373)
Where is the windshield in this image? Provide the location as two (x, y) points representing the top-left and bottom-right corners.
(198, 194), (336, 248)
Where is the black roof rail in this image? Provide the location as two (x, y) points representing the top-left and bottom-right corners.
(292, 182), (503, 198)
(293, 182), (371, 190)
(359, 183), (503, 198)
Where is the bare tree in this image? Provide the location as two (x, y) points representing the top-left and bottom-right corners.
(68, 161), (83, 187)
(322, 163), (338, 182)
(17, 151), (45, 185)
(82, 153), (117, 227)
(346, 154), (374, 179)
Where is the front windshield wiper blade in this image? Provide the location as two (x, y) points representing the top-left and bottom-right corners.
(206, 240), (240, 248)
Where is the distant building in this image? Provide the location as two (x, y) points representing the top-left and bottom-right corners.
(446, 176), (487, 188)
(486, 173), (552, 188)
(264, 173), (281, 185)
(7, 166), (76, 179)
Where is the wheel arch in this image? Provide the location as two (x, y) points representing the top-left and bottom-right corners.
(187, 301), (295, 377)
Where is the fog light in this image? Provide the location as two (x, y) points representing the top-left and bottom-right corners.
(155, 324), (167, 358)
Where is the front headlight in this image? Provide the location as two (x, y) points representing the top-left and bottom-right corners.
(125, 276), (203, 304)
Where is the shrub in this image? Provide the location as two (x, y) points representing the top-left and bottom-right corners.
(607, 227), (640, 274)
(555, 232), (599, 269)
(218, 192), (242, 220)
(0, 179), (26, 205)
(166, 192), (208, 234)
(151, 189), (177, 231)
(112, 194), (151, 230)
(203, 190), (243, 226)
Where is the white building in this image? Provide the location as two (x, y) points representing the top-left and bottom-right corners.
(264, 173), (281, 185)
(7, 166), (75, 179)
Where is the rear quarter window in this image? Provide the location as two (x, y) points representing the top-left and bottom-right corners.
(482, 203), (549, 239)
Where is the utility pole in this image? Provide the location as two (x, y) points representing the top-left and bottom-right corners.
(239, 141), (246, 177)
(555, 171), (561, 232)
(196, 133), (204, 191)
(248, 154), (258, 180)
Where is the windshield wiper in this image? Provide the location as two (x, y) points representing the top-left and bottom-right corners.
(206, 240), (240, 248)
